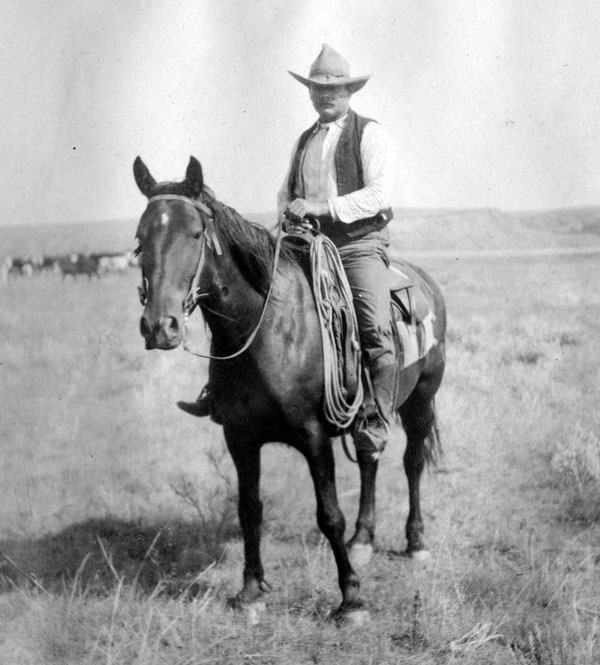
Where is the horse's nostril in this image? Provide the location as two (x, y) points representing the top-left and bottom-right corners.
(165, 316), (179, 333)
(140, 315), (151, 338)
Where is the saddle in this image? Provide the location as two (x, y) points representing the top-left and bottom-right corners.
(331, 260), (438, 394)
(282, 226), (437, 416)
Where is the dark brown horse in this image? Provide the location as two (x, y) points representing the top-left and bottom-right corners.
(133, 156), (446, 621)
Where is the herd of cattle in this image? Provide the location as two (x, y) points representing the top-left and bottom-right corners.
(1, 251), (139, 283)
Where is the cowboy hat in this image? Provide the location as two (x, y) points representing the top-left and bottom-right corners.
(288, 44), (370, 93)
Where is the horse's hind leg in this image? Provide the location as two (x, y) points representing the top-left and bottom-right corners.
(347, 450), (378, 569)
(399, 391), (440, 559)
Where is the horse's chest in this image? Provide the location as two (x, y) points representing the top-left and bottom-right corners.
(212, 367), (272, 421)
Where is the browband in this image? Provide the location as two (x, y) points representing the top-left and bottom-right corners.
(147, 193), (214, 217)
(146, 193), (222, 255)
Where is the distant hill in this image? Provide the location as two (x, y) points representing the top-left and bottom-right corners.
(389, 206), (600, 253)
(1, 207), (599, 258)
(0, 219), (138, 258)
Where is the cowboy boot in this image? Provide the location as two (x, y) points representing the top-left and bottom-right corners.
(177, 383), (211, 417)
(354, 364), (397, 458)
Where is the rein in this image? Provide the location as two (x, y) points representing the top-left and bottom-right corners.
(183, 219), (285, 361)
(139, 193), (284, 362)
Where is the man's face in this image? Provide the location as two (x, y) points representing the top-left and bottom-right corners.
(309, 84), (351, 123)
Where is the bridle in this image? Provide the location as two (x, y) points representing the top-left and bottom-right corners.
(137, 193), (221, 312)
(137, 193), (284, 361)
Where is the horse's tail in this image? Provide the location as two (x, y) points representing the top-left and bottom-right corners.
(423, 399), (442, 467)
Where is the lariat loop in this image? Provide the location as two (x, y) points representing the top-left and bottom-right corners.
(310, 233), (364, 430)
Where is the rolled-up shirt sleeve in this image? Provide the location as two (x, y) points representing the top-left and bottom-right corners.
(329, 121), (391, 224)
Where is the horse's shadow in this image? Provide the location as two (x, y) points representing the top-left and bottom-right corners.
(0, 516), (239, 598)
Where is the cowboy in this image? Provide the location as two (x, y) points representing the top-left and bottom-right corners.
(179, 44), (396, 457)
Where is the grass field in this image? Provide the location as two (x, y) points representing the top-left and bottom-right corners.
(1, 212), (600, 664)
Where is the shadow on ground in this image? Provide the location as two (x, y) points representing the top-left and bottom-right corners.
(0, 516), (240, 597)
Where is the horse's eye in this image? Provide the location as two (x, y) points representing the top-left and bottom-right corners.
(193, 231), (202, 240)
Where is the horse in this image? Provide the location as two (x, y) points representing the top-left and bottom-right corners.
(57, 253), (101, 280)
(132, 155), (446, 622)
(95, 252), (132, 275)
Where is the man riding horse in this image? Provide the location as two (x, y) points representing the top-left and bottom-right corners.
(179, 44), (397, 458)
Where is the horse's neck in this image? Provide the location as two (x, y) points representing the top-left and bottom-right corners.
(200, 245), (266, 351)
(203, 245), (316, 361)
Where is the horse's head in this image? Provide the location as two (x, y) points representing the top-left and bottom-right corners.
(133, 156), (212, 350)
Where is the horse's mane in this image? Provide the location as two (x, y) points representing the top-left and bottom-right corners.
(209, 200), (303, 295)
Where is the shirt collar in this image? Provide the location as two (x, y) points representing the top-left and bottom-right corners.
(313, 113), (348, 133)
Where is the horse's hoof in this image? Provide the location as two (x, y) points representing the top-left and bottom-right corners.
(339, 608), (371, 627)
(348, 543), (373, 569)
(243, 601), (266, 626)
(408, 549), (431, 562)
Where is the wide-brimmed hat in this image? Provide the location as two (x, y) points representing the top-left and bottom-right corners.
(288, 44), (370, 93)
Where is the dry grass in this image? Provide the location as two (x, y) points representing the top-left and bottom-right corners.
(1, 244), (599, 663)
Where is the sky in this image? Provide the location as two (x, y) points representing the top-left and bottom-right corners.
(1, 0), (600, 227)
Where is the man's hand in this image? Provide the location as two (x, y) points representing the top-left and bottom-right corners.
(287, 198), (329, 220)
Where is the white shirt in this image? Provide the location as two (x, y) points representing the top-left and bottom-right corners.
(277, 112), (391, 224)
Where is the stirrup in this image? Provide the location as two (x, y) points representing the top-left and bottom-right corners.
(353, 413), (390, 460)
(177, 386), (211, 418)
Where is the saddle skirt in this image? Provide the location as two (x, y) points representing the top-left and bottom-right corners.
(388, 261), (438, 369)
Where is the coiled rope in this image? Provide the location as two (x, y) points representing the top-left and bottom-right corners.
(309, 233), (364, 430)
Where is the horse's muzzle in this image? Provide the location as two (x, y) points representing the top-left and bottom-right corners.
(140, 313), (182, 350)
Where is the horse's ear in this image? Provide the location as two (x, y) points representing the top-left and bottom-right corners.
(185, 156), (204, 197)
(133, 156), (156, 197)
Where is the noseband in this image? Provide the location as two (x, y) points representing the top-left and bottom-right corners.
(138, 193), (284, 361)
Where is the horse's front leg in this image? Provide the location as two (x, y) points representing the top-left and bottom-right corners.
(304, 432), (367, 621)
(225, 434), (266, 605)
(347, 450), (378, 569)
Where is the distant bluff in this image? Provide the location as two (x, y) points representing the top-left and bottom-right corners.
(1, 207), (599, 258)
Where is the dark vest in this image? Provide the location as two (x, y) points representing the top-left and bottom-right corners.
(287, 109), (393, 242)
